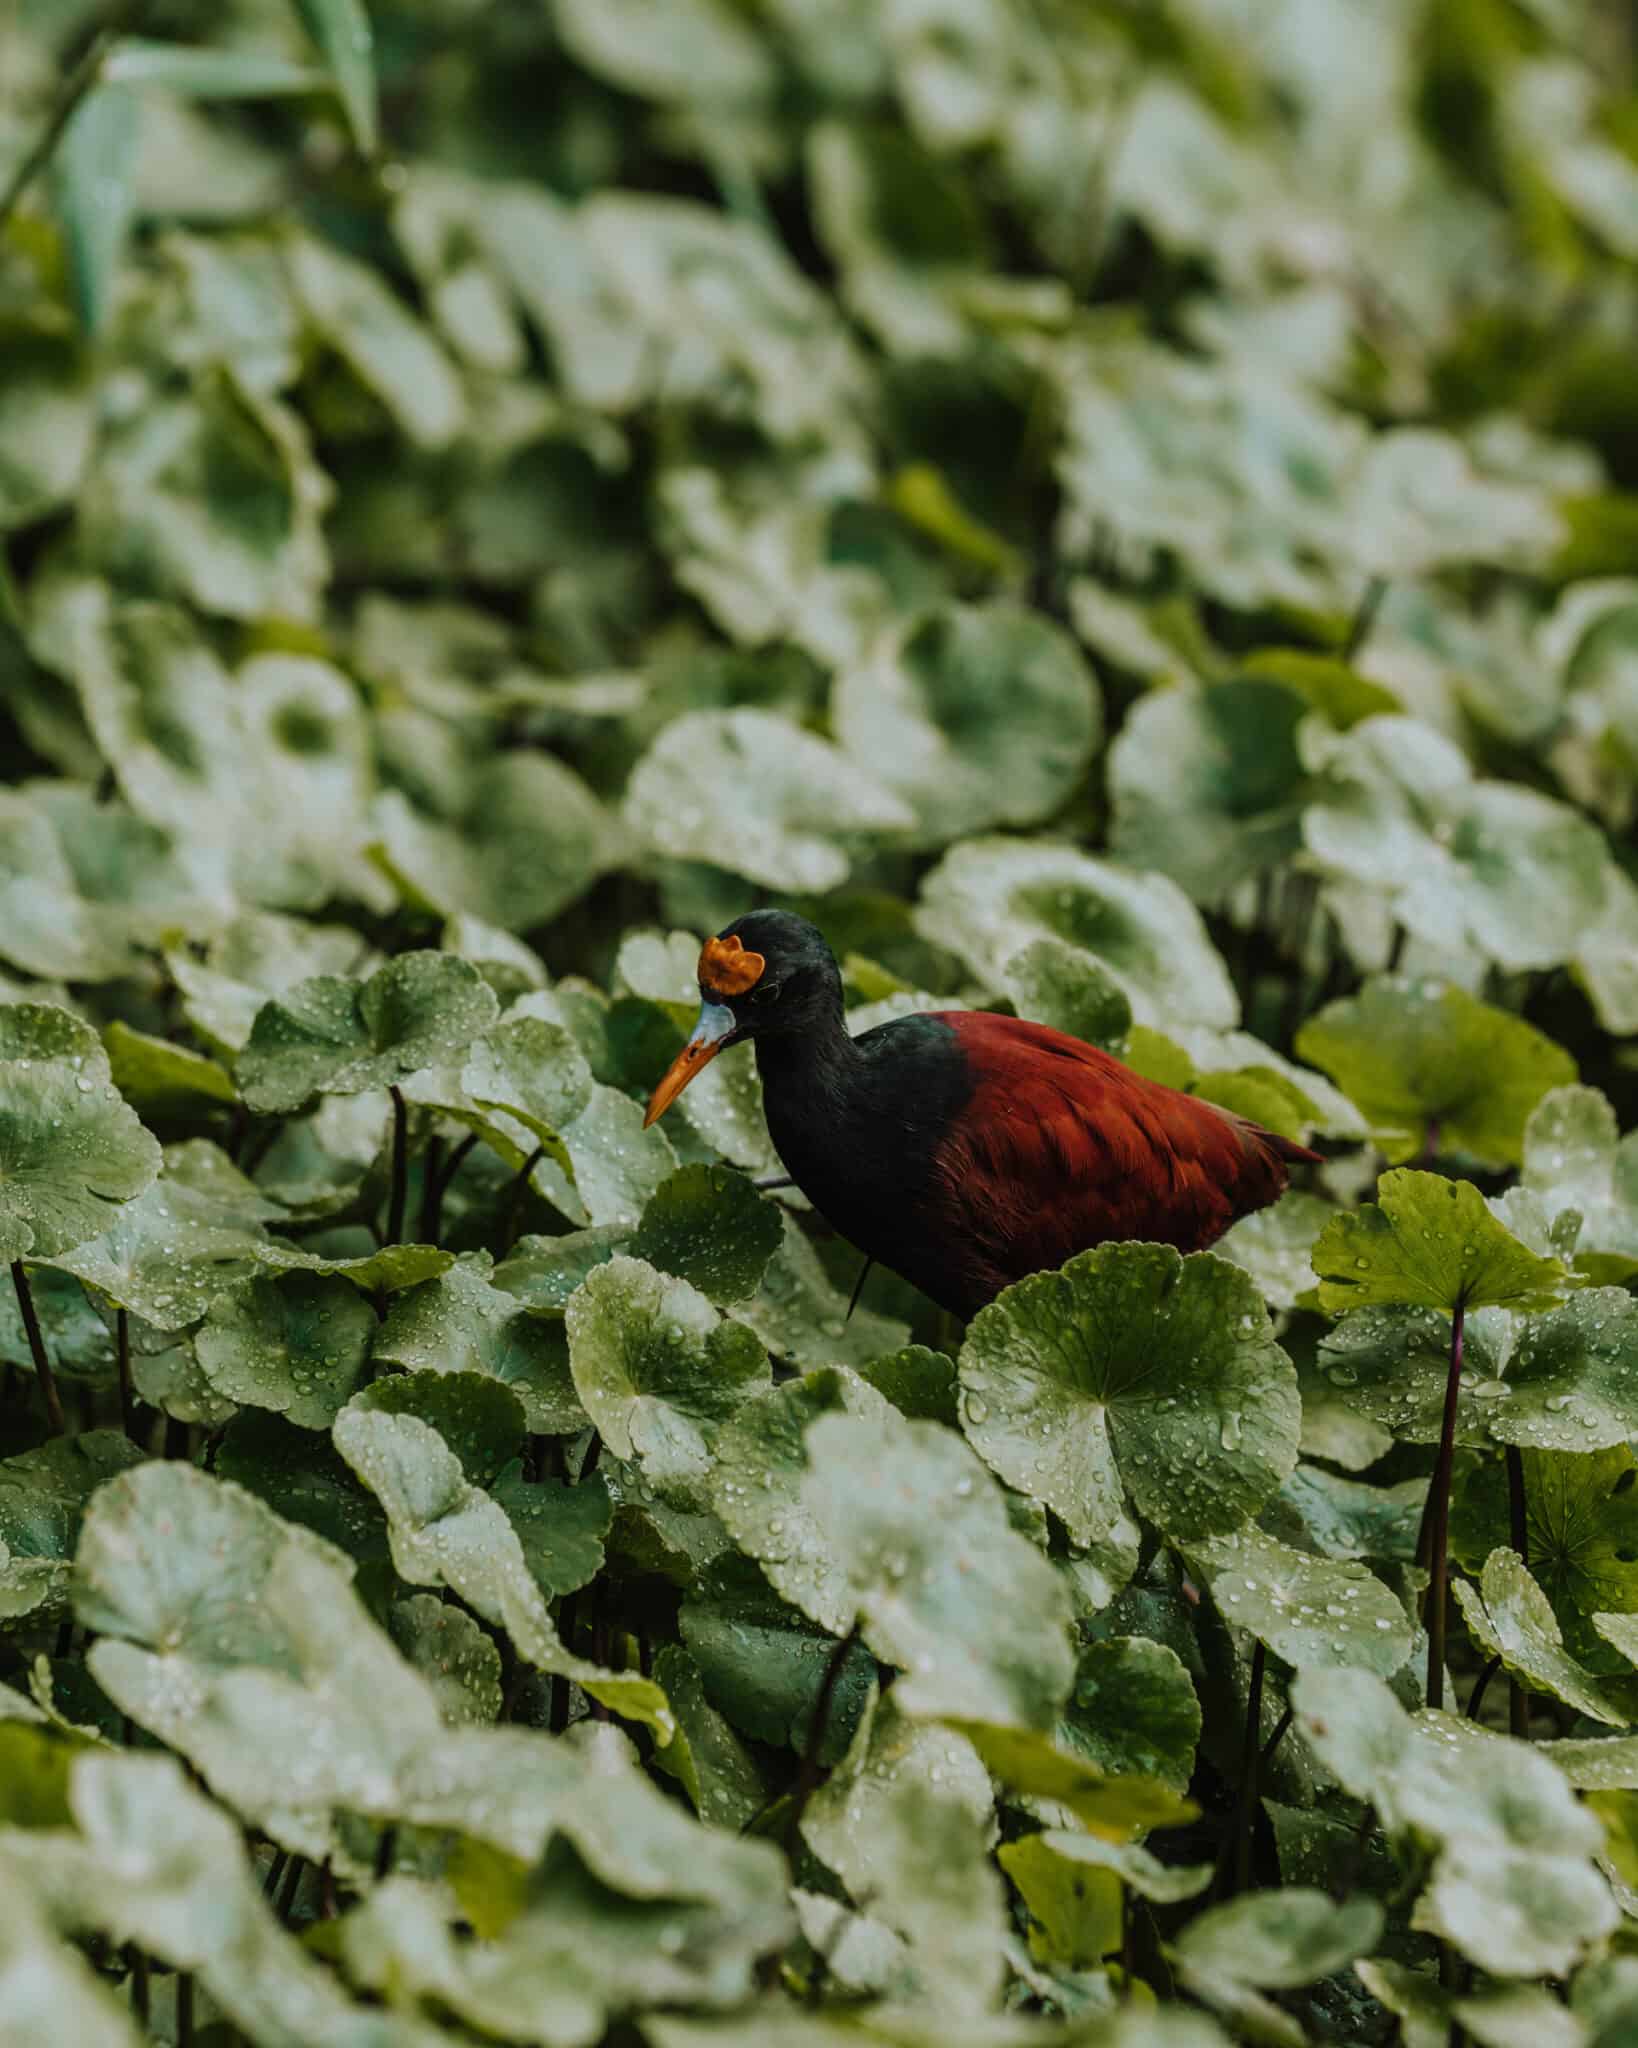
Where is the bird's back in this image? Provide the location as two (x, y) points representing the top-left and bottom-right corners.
(905, 1010), (1314, 1315)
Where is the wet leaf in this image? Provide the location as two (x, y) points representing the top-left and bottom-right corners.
(1297, 977), (1578, 1167)
(1311, 1168), (1567, 1315)
(1453, 1548), (1634, 1724)
(957, 1243), (1300, 1544)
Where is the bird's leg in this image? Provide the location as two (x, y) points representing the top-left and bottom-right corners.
(752, 1173), (795, 1191)
(845, 1257), (874, 1324)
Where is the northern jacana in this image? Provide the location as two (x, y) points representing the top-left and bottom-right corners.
(644, 910), (1317, 1319)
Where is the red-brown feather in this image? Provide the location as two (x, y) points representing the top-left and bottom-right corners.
(928, 1011), (1317, 1312)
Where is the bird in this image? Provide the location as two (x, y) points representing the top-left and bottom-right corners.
(643, 909), (1319, 1320)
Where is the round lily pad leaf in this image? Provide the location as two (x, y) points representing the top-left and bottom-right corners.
(1314, 1302), (1516, 1448)
(237, 952), (500, 1114)
(1185, 1521), (1413, 1676)
(734, 1214), (910, 1369)
(1453, 1548), (1635, 1725)
(831, 602), (1100, 847)
(1311, 1168), (1567, 1317)
(373, 1254), (586, 1436)
(356, 1370), (527, 1488)
(1108, 677), (1307, 903)
(195, 1270), (375, 1429)
(624, 708), (913, 893)
(916, 837), (1239, 1030)
(564, 1254), (770, 1508)
(957, 1243), (1300, 1545)
(1295, 977), (1577, 1168)
(459, 1014), (594, 1164)
(1478, 1289), (1638, 1452)
(1009, 1828), (1213, 1908)
(491, 1227), (627, 1313)
(796, 1407), (1075, 1729)
(629, 1166), (782, 1304)
(1058, 1635), (1201, 1794)
(0, 1004), (161, 1261)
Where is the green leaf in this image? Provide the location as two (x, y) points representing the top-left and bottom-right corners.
(0, 1005), (161, 1261)
(103, 40), (328, 97)
(734, 1213), (910, 1369)
(997, 934), (1133, 1050)
(1296, 976), (1578, 1167)
(41, 1143), (273, 1329)
(629, 1166), (782, 1304)
(554, 0), (773, 104)
(679, 1553), (874, 1763)
(1293, 1667), (1617, 1977)
(1217, 1190), (1334, 1311)
(238, 951), (499, 1113)
(1451, 1445), (1638, 1673)
(957, 1243), (1300, 1545)
(490, 1465), (611, 1600)
(1108, 679), (1308, 903)
(356, 1370), (526, 1487)
(1174, 1887), (1384, 1991)
(214, 1409), (388, 1563)
(0, 1432), (143, 1624)
(388, 1591), (502, 1725)
(196, 1269), (375, 1428)
(795, 1407), (1074, 1728)
(1006, 1828), (1212, 1908)
(76, 1461), (436, 1854)
(917, 837), (1239, 1030)
(53, 86), (140, 334)
(1187, 1520), (1413, 1676)
(292, 0), (378, 152)
(857, 1344), (959, 1426)
(565, 1255), (770, 1507)
(1453, 1548), (1635, 1724)
(102, 1020), (235, 1116)
(624, 708), (912, 893)
(1522, 1084), (1638, 1279)
(289, 232), (463, 449)
(167, 912), (368, 1055)
(332, 1401), (673, 1740)
(802, 1693), (1005, 2017)
(954, 1718), (1197, 1836)
(1311, 1168), (1567, 1315)
(649, 1643), (770, 1831)
(370, 754), (627, 935)
(1057, 1635), (1202, 1795)
(0, 1856), (143, 2048)
(832, 602), (1101, 847)
(373, 1254), (586, 1436)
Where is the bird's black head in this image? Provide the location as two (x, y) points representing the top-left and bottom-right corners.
(643, 909), (842, 1127)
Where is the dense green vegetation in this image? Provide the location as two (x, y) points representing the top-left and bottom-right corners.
(2, 0), (1638, 2041)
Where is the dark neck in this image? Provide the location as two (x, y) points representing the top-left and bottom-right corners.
(751, 1001), (859, 1101)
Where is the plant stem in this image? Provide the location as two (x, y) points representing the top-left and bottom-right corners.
(1506, 1445), (1530, 1738)
(10, 1262), (66, 1436)
(422, 1130), (478, 1244)
(1343, 574), (1387, 662)
(1423, 1295), (1466, 1709)
(0, 0), (154, 235)
(115, 1306), (139, 1445)
(786, 1621), (862, 1852)
(374, 1825), (397, 1880)
(385, 1087), (408, 1246)
(1467, 1654), (1502, 1722)
(127, 1946), (149, 2024)
(176, 1970), (194, 2047)
(502, 1144), (544, 1251)
(275, 1853), (305, 1923)
(1259, 1702), (1293, 1769)
(1220, 1638), (1267, 1899)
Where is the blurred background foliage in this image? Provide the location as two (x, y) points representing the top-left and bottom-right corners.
(1, 0), (1635, 1124)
